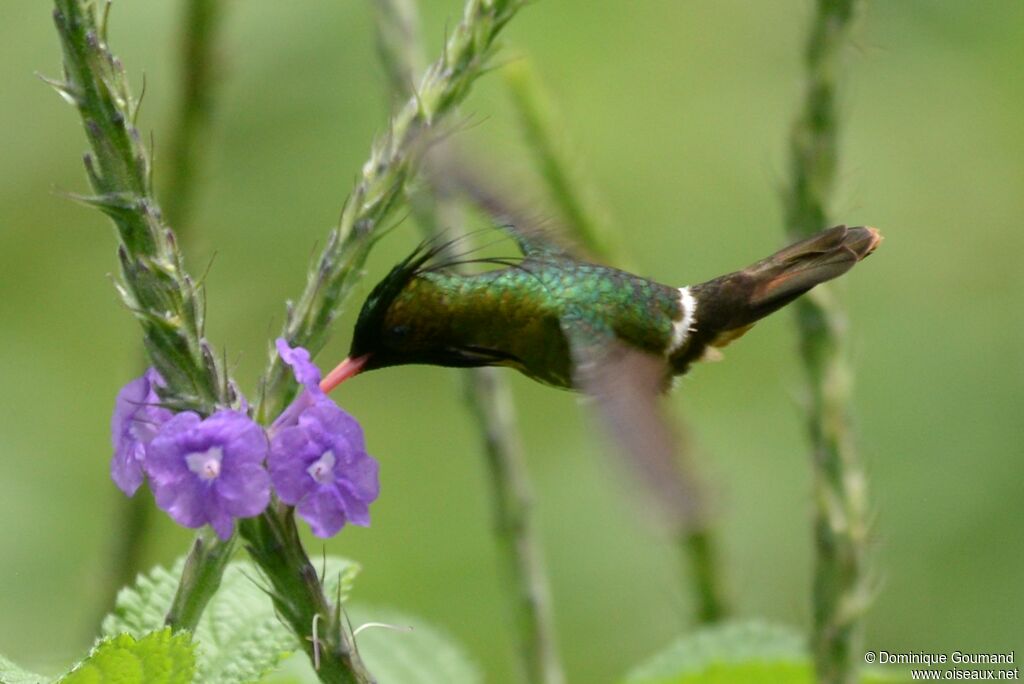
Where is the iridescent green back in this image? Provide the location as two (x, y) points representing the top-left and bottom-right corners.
(384, 257), (683, 388)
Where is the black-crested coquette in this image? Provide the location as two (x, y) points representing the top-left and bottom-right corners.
(321, 223), (881, 394)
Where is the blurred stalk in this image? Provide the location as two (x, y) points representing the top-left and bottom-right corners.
(98, 485), (152, 621)
(462, 365), (564, 684)
(503, 61), (622, 266)
(783, 1), (870, 682)
(506, 61), (728, 624)
(163, 0), (221, 230)
(373, 3), (565, 682)
(372, 0), (421, 105)
(679, 526), (726, 624)
(94, 0), (227, 632)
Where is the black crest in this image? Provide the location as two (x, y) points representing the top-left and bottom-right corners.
(348, 240), (440, 359)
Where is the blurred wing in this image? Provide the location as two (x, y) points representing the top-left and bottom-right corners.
(427, 150), (579, 260)
(560, 312), (707, 533)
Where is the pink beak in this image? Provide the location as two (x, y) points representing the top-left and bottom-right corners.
(319, 355), (370, 394)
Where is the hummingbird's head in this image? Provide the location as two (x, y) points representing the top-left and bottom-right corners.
(321, 239), (508, 393)
(346, 243), (436, 371)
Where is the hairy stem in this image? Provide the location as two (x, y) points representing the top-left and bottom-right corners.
(54, 0), (239, 635)
(241, 512), (372, 684)
(52, 0), (229, 413)
(256, 0), (527, 424)
(94, 0), (228, 633)
(784, 1), (869, 682)
(372, 4), (565, 681)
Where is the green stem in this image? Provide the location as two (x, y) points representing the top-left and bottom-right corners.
(54, 0), (236, 635)
(93, 0), (227, 633)
(164, 533), (237, 632)
(241, 511), (372, 684)
(94, 490), (155, 631)
(784, 1), (870, 682)
(668, 428), (728, 624)
(372, 0), (423, 103)
(53, 0), (227, 412)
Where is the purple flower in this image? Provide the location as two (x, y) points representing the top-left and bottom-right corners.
(272, 338), (326, 431)
(270, 338), (380, 537)
(145, 410), (271, 540)
(276, 338), (322, 393)
(111, 368), (172, 496)
(270, 401), (379, 537)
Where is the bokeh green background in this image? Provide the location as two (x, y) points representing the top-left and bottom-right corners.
(2, 1), (1021, 681)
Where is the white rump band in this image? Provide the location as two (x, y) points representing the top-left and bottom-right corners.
(669, 287), (697, 353)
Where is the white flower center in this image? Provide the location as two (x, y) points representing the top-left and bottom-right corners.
(307, 450), (336, 485)
(186, 446), (224, 481)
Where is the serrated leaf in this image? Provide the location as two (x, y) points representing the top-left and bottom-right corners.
(0, 653), (49, 684)
(101, 555), (360, 684)
(624, 621), (913, 684)
(259, 605), (481, 684)
(101, 560), (185, 638)
(60, 628), (194, 684)
(189, 563), (297, 684)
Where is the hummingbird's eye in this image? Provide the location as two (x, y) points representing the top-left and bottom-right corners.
(388, 324), (409, 342)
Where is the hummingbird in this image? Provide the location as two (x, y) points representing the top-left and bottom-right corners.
(320, 224), (881, 394)
(318, 222), (879, 529)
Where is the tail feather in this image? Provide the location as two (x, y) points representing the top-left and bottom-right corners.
(691, 225), (881, 335)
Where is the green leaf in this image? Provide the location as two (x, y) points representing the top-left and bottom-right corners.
(101, 560), (184, 638)
(623, 621), (913, 684)
(0, 653), (49, 683)
(60, 628), (194, 684)
(260, 605), (481, 684)
(102, 555), (360, 684)
(624, 621), (806, 684)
